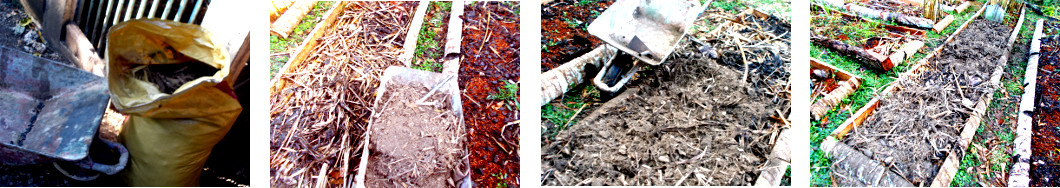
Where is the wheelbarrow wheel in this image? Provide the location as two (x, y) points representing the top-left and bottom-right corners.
(53, 161), (100, 181)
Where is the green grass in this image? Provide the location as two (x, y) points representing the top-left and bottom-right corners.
(781, 166), (791, 186)
(411, 1), (452, 72)
(541, 85), (599, 139)
(576, 0), (592, 6)
(712, 0), (746, 14)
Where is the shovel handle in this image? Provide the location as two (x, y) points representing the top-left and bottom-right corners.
(76, 136), (129, 175)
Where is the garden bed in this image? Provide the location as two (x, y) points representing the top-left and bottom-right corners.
(822, 12), (1016, 185)
(540, 0), (614, 72)
(269, 2), (415, 187)
(457, 1), (521, 187)
(837, 20), (1010, 186)
(541, 8), (790, 186)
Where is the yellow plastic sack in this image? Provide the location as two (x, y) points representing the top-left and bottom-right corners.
(105, 19), (242, 186)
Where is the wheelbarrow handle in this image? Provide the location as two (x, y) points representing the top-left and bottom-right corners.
(76, 137), (129, 175)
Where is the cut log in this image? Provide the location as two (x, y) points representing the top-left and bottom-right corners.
(933, 14), (955, 32)
(822, 139), (915, 187)
(811, 78), (861, 120)
(956, 1), (970, 13)
(818, 0), (935, 29)
(812, 37), (893, 71)
(900, 40), (925, 55)
(540, 45), (618, 105)
(270, 1), (315, 38)
(270, 0), (295, 22)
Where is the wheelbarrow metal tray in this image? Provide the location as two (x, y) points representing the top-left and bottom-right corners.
(0, 46), (109, 165)
(588, 0), (703, 65)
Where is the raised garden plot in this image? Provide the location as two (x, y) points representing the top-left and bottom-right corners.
(271, 1), (522, 187)
(457, 2), (521, 187)
(832, 20), (1011, 186)
(269, 2), (415, 187)
(808, 1), (992, 186)
(541, 7), (791, 186)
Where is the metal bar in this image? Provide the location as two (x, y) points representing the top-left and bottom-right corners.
(136, 0), (148, 19)
(188, 0), (203, 24)
(112, 0), (126, 27)
(98, 0), (116, 48)
(122, 0), (135, 22)
(148, 0), (161, 18)
(90, 0), (107, 48)
(161, 0), (174, 20)
(174, 0), (188, 22)
(76, 0), (87, 24)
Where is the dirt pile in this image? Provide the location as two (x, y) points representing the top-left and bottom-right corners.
(839, 20), (1009, 186)
(365, 83), (465, 187)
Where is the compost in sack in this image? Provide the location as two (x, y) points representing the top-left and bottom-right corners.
(105, 19), (242, 186)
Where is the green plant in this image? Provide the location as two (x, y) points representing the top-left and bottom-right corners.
(491, 173), (509, 188)
(577, 0), (592, 6)
(562, 17), (581, 29)
(488, 80), (520, 110)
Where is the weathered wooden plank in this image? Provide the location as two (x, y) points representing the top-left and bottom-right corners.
(63, 23), (104, 76)
(811, 58), (861, 81)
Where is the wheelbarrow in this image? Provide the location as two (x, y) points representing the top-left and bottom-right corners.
(539, 0), (708, 103)
(586, 0), (707, 94)
(0, 46), (127, 181)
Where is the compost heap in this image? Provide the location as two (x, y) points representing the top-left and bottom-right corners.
(838, 20), (1009, 186)
(270, 2), (414, 187)
(542, 10), (791, 185)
